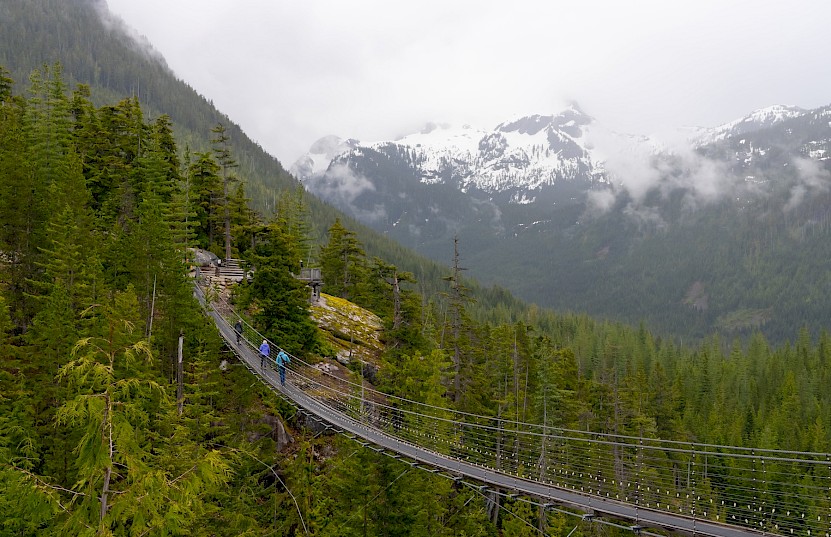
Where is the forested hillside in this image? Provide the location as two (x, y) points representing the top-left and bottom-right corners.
(0, 0), (293, 214)
(0, 0), (457, 288)
(0, 65), (501, 534)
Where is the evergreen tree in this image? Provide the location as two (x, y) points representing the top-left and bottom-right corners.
(94, 97), (146, 224)
(55, 288), (230, 534)
(0, 66), (12, 102)
(0, 294), (58, 533)
(211, 123), (239, 261)
(229, 181), (258, 257)
(187, 152), (223, 252)
(443, 235), (475, 404)
(238, 219), (319, 355)
(0, 66), (46, 330)
(369, 257), (427, 355)
(319, 218), (366, 301)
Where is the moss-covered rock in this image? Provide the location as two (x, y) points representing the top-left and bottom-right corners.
(310, 293), (384, 369)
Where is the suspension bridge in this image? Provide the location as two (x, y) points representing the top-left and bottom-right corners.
(196, 285), (831, 537)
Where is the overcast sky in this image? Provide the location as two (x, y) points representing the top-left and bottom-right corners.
(105, 0), (831, 166)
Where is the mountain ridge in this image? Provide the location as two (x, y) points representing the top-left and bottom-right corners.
(292, 102), (814, 203)
(291, 101), (831, 343)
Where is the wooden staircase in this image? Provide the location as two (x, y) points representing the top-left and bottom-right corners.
(203, 258), (248, 285)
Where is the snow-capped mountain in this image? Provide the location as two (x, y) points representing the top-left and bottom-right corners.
(292, 105), (614, 206)
(291, 135), (360, 179)
(291, 102), (831, 261)
(690, 104), (809, 146)
(691, 104), (831, 176)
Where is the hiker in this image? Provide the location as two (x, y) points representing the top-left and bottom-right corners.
(259, 339), (270, 369)
(275, 349), (291, 386)
(234, 319), (242, 344)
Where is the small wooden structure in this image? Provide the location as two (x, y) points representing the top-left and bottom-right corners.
(297, 267), (323, 302)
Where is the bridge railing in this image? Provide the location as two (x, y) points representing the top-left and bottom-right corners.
(207, 288), (831, 537)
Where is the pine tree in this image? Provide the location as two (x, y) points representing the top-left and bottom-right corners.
(319, 218), (366, 301)
(0, 66), (46, 330)
(211, 123), (239, 261)
(93, 97), (146, 224)
(229, 181), (258, 256)
(443, 235), (475, 404)
(0, 294), (58, 532)
(238, 219), (320, 355)
(150, 115), (180, 202)
(369, 258), (426, 355)
(187, 152), (223, 251)
(0, 66), (12, 102)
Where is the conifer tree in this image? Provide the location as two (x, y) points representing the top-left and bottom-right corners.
(238, 218), (319, 355)
(187, 152), (223, 251)
(443, 235), (475, 404)
(0, 66), (12, 102)
(54, 288), (231, 534)
(368, 258), (427, 356)
(211, 123), (239, 261)
(0, 296), (58, 532)
(275, 186), (313, 262)
(150, 115), (180, 201)
(319, 218), (366, 300)
(229, 181), (258, 256)
(25, 63), (73, 189)
(94, 97), (146, 224)
(0, 67), (45, 329)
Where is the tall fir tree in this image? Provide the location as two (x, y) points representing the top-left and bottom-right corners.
(186, 152), (222, 252)
(238, 217), (320, 355)
(319, 218), (366, 301)
(211, 123), (239, 261)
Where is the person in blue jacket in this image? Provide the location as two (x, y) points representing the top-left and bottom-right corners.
(258, 339), (270, 369)
(275, 349), (290, 386)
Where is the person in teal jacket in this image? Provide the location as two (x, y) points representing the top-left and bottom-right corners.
(275, 349), (290, 386)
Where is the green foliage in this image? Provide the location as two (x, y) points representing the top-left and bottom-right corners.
(238, 218), (320, 356)
(3, 6), (831, 530)
(319, 218), (367, 301)
(0, 64), (255, 534)
(211, 122), (239, 261)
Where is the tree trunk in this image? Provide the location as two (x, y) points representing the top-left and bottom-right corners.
(176, 331), (184, 415)
(224, 177), (231, 261)
(100, 392), (113, 527)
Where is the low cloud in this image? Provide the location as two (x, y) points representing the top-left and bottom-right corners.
(470, 197), (505, 234)
(586, 189), (616, 214)
(586, 131), (831, 227)
(351, 204), (388, 223)
(783, 156), (831, 212)
(585, 127), (741, 218)
(314, 163), (375, 204)
(304, 163), (387, 223)
(623, 203), (667, 232)
(93, 1), (168, 66)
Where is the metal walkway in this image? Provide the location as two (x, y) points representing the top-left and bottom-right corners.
(197, 285), (831, 537)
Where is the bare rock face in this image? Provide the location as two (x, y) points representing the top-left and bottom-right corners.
(295, 411), (330, 436)
(274, 416), (294, 451)
(189, 247), (220, 266)
(252, 414), (294, 451)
